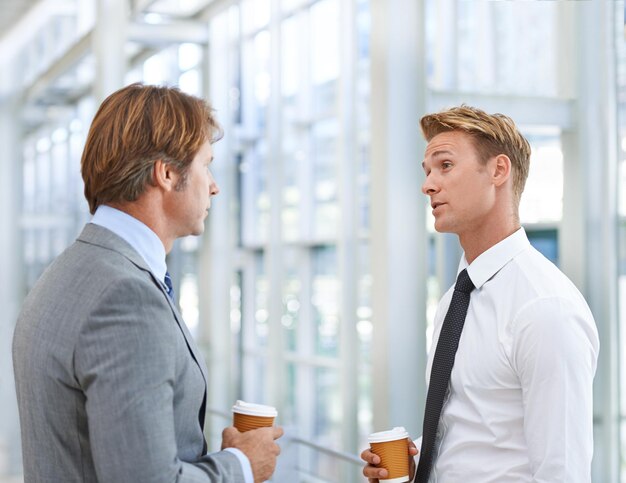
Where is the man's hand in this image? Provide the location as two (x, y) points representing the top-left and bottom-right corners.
(361, 438), (418, 483)
(222, 426), (284, 483)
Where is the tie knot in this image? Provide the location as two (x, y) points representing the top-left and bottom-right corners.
(454, 269), (475, 294)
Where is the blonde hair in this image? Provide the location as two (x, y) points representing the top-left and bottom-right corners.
(420, 105), (531, 207)
(81, 83), (223, 214)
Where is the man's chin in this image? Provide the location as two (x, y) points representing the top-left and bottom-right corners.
(189, 224), (206, 237)
(434, 221), (453, 234)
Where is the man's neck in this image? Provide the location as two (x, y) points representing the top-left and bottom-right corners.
(107, 199), (174, 254)
(459, 215), (520, 264)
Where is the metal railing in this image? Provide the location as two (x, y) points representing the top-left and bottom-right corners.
(207, 408), (363, 483)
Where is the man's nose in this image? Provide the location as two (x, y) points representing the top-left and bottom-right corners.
(421, 174), (437, 195)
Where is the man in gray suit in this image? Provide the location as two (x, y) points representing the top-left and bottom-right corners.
(13, 83), (282, 483)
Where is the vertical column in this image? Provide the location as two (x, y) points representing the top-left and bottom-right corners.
(266, 0), (285, 414)
(93, 0), (127, 102)
(557, 2), (584, 291)
(370, 0), (427, 437)
(203, 10), (235, 421)
(567, 2), (620, 481)
(0, 59), (24, 476)
(338, 0), (358, 479)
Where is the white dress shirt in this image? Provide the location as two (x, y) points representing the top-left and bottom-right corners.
(91, 205), (253, 483)
(420, 228), (599, 482)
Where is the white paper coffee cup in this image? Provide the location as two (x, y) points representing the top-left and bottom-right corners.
(232, 400), (277, 432)
(368, 427), (410, 483)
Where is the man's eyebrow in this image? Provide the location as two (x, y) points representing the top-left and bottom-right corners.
(429, 149), (454, 158)
(422, 149), (454, 169)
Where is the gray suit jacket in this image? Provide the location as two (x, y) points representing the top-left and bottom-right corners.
(13, 224), (244, 483)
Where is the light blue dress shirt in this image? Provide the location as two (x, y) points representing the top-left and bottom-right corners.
(91, 205), (253, 483)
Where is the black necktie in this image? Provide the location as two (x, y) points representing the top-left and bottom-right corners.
(164, 271), (174, 300)
(416, 269), (475, 483)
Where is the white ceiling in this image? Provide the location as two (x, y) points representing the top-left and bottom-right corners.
(0, 0), (41, 42)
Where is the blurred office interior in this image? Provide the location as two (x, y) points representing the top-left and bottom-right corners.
(0, 0), (624, 481)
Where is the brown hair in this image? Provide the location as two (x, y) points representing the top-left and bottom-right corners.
(81, 83), (223, 214)
(420, 105), (531, 207)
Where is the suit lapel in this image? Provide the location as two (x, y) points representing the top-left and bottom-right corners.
(76, 224), (209, 399)
(148, 270), (209, 384)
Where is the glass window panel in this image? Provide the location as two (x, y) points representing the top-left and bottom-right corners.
(125, 66), (143, 85)
(178, 42), (202, 71)
(51, 133), (69, 212)
(148, 0), (205, 16)
(36, 142), (51, 213)
(143, 53), (168, 85)
(252, 31), (271, 108)
(312, 119), (339, 239)
(241, 149), (270, 245)
(526, 228), (559, 266)
(281, 14), (302, 100)
(616, 4), (626, 478)
(357, 242), (373, 444)
(23, 229), (36, 266)
(313, 367), (342, 478)
(231, 272), (243, 397)
(282, 249), (302, 351)
(243, 355), (267, 407)
(619, 132), (626, 217)
(241, 0), (270, 34)
(281, 117), (305, 241)
(356, 140), (370, 235)
(23, 145), (36, 214)
(357, 0), (370, 61)
(26, 264), (40, 293)
(240, 29), (271, 245)
(519, 132), (563, 224)
(143, 47), (178, 85)
(179, 68), (201, 95)
(281, 13), (308, 241)
(428, 0), (558, 95)
(310, 0), (339, 115)
(52, 227), (68, 258)
(621, 274), (626, 420)
(621, 418), (626, 482)
(284, 362), (298, 426)
(282, 0), (309, 13)
(70, 127), (86, 216)
(312, 246), (339, 357)
(254, 252), (269, 348)
(37, 228), (51, 265)
(310, 0), (339, 86)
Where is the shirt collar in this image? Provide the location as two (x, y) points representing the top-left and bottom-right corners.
(459, 227), (531, 290)
(90, 205), (167, 282)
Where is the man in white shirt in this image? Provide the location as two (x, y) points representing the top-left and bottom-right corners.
(13, 83), (282, 483)
(361, 105), (599, 482)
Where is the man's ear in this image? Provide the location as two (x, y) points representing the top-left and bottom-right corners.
(492, 154), (512, 187)
(153, 159), (178, 191)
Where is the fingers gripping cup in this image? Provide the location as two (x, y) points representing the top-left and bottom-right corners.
(368, 427), (410, 483)
(232, 400), (277, 432)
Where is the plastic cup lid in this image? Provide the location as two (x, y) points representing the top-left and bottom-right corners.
(232, 400), (278, 417)
(368, 426), (409, 443)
